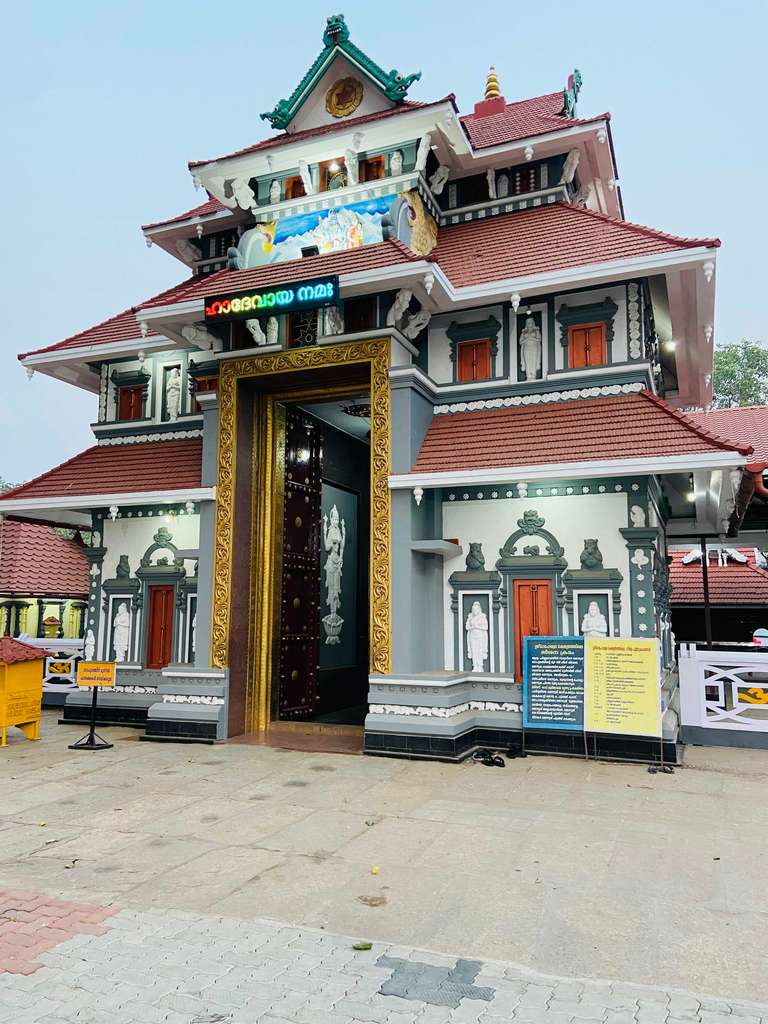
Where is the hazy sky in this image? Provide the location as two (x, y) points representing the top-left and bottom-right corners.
(2, 0), (765, 482)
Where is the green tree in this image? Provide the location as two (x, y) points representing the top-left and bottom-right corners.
(713, 340), (768, 408)
(0, 477), (17, 494)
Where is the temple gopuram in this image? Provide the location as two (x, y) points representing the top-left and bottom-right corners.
(1, 15), (752, 759)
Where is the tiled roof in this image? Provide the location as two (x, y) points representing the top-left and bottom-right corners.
(686, 406), (768, 466)
(411, 391), (751, 475)
(433, 203), (720, 288)
(142, 196), (228, 231)
(18, 278), (194, 360)
(188, 99), (443, 168)
(0, 520), (88, 597)
(669, 548), (768, 605)
(461, 91), (609, 149)
(139, 239), (422, 309)
(0, 439), (203, 502)
(0, 637), (51, 665)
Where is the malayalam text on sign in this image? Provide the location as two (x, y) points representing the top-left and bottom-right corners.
(76, 662), (117, 688)
(584, 638), (661, 737)
(523, 636), (585, 731)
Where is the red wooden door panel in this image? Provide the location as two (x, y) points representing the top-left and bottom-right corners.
(146, 585), (174, 669)
(568, 323), (606, 368)
(513, 579), (553, 681)
(457, 339), (491, 381)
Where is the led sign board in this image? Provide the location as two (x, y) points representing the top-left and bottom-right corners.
(204, 275), (339, 322)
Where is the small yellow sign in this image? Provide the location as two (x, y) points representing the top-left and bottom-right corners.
(77, 661), (117, 688)
(585, 637), (661, 737)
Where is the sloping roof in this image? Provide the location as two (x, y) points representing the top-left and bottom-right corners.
(670, 548), (768, 605)
(461, 90), (609, 149)
(686, 406), (768, 466)
(18, 278), (194, 360)
(410, 391), (752, 475)
(0, 439), (202, 502)
(433, 203), (720, 288)
(188, 100), (442, 168)
(0, 520), (88, 597)
(139, 238), (422, 309)
(142, 196), (228, 231)
(0, 637), (51, 665)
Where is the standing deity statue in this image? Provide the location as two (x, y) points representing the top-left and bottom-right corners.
(84, 628), (95, 661)
(465, 601), (489, 673)
(519, 316), (542, 380)
(497, 173), (509, 198)
(266, 317), (279, 344)
(415, 133), (432, 173)
(322, 506), (346, 645)
(325, 305), (344, 335)
(112, 603), (131, 662)
(166, 367), (182, 421)
(345, 149), (359, 185)
(486, 167), (497, 200)
(581, 601), (608, 639)
(390, 150), (403, 176)
(298, 159), (315, 196)
(269, 179), (281, 204)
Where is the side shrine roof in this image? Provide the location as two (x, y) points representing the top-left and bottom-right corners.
(0, 519), (89, 598)
(0, 637), (52, 665)
(0, 439), (202, 503)
(460, 90), (609, 149)
(669, 548), (768, 605)
(432, 203), (720, 288)
(686, 406), (768, 467)
(410, 391), (752, 475)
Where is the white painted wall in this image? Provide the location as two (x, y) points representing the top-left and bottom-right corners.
(290, 55), (393, 135)
(441, 491), (632, 670)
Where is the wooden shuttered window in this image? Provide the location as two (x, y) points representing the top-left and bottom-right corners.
(118, 385), (145, 421)
(568, 322), (607, 368)
(457, 339), (492, 382)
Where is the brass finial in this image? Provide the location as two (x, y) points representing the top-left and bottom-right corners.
(485, 66), (501, 100)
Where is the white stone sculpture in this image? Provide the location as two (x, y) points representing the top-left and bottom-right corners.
(581, 601), (608, 639)
(486, 167), (497, 200)
(191, 614), (196, 656)
(245, 319), (267, 345)
(322, 505), (346, 645)
(345, 149), (359, 185)
(325, 306), (344, 335)
(572, 184), (592, 208)
(465, 601), (489, 673)
(519, 316), (542, 380)
(386, 288), (412, 327)
(266, 316), (279, 344)
(631, 548), (650, 568)
(402, 310), (431, 339)
(175, 238), (202, 263)
(415, 133), (432, 173)
(269, 179), (281, 204)
(497, 173), (509, 198)
(559, 148), (581, 185)
(113, 603), (131, 662)
(166, 367), (182, 422)
(429, 165), (450, 195)
(231, 178), (256, 210)
(181, 324), (222, 352)
(298, 159), (315, 196)
(390, 150), (403, 176)
(84, 629), (95, 661)
(629, 505), (646, 528)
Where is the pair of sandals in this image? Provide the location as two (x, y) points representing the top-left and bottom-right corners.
(472, 748), (506, 767)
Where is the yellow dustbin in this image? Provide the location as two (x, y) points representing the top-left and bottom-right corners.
(0, 638), (50, 747)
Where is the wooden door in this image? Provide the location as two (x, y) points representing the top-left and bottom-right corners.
(457, 339), (492, 381)
(146, 585), (174, 669)
(276, 408), (323, 719)
(513, 579), (553, 681)
(568, 323), (606, 367)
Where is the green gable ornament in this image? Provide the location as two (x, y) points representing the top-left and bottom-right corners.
(561, 69), (583, 119)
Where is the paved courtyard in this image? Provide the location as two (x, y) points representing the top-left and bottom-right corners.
(1, 712), (768, 1021)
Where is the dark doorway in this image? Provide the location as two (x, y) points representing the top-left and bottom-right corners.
(146, 585), (174, 669)
(273, 396), (370, 725)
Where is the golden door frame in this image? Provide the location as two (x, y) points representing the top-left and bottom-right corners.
(210, 338), (392, 732)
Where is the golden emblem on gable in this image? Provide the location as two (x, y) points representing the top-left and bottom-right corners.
(325, 76), (364, 118)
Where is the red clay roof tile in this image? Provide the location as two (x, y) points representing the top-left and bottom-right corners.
(0, 637), (51, 665)
(670, 548), (768, 605)
(686, 406), (768, 466)
(411, 391), (750, 475)
(142, 196), (228, 231)
(433, 203), (719, 288)
(0, 520), (88, 597)
(0, 440), (202, 502)
(460, 91), (609, 149)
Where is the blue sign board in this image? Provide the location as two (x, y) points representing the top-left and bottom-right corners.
(523, 635), (585, 731)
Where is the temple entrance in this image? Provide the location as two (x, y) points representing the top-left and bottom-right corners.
(513, 579), (553, 680)
(146, 584), (174, 669)
(273, 395), (371, 725)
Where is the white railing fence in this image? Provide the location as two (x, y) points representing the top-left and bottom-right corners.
(16, 635), (84, 693)
(678, 643), (768, 734)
